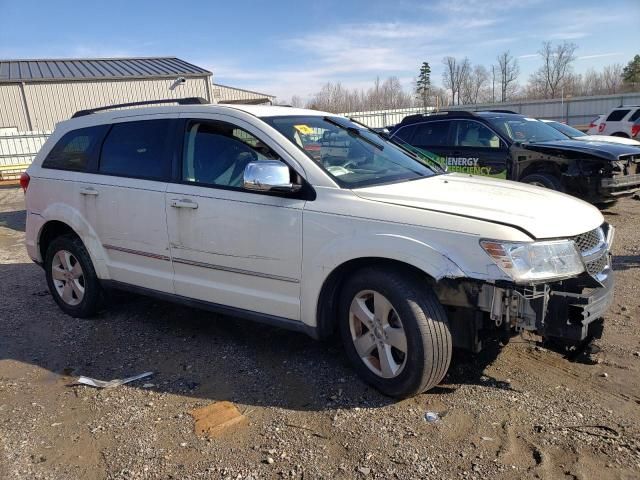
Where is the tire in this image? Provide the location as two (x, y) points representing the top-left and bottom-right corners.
(338, 267), (452, 398)
(45, 234), (101, 318)
(521, 173), (563, 191)
(611, 132), (629, 138)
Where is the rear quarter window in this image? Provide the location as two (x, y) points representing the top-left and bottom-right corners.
(42, 125), (107, 171)
(606, 109), (630, 122)
(629, 109), (640, 122)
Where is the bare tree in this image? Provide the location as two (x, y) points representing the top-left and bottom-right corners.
(461, 65), (489, 104)
(289, 95), (304, 108)
(532, 41), (577, 98)
(442, 56), (471, 105)
(602, 64), (623, 93)
(442, 56), (458, 105)
(496, 51), (519, 102)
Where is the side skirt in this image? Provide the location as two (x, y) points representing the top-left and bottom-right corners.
(100, 280), (319, 339)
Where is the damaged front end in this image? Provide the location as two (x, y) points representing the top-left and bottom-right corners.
(564, 154), (640, 201)
(437, 224), (615, 352)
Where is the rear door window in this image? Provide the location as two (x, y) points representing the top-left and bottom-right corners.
(411, 121), (450, 147)
(42, 125), (107, 171)
(99, 120), (173, 180)
(629, 109), (640, 122)
(606, 109), (630, 122)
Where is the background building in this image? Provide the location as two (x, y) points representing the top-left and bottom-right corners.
(0, 56), (275, 132)
(0, 56), (275, 182)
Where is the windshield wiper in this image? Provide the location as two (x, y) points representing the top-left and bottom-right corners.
(323, 116), (384, 151)
(349, 117), (447, 174)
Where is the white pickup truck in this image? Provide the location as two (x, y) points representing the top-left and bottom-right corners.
(22, 99), (614, 398)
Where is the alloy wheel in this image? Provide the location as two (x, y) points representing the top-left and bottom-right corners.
(51, 250), (85, 306)
(348, 290), (408, 378)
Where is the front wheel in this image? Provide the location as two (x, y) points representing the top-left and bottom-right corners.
(339, 267), (452, 398)
(521, 172), (563, 191)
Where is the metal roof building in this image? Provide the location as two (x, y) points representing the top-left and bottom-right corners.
(0, 57), (274, 131)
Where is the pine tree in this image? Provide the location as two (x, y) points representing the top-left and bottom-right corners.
(416, 62), (431, 108)
(622, 54), (640, 84)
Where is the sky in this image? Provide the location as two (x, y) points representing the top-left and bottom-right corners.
(1, 0), (638, 101)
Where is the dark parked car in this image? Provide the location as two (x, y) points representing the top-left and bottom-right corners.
(388, 110), (640, 204)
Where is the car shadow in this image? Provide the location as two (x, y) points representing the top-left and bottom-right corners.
(0, 209), (26, 232)
(0, 262), (509, 412)
(612, 255), (640, 271)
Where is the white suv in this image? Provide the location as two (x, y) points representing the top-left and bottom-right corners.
(22, 99), (615, 398)
(595, 106), (640, 138)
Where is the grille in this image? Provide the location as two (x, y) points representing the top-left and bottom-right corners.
(573, 227), (609, 277)
(586, 254), (609, 276)
(573, 228), (603, 253)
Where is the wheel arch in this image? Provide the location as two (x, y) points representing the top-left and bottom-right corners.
(36, 203), (110, 279)
(518, 161), (563, 181)
(314, 257), (442, 340)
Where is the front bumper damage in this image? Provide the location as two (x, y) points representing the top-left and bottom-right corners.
(476, 268), (614, 344)
(439, 224), (615, 350)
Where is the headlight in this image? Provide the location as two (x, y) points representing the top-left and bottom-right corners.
(480, 239), (584, 282)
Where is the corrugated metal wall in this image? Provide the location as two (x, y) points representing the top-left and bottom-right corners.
(443, 92), (640, 127)
(0, 84), (31, 131)
(345, 92), (640, 129)
(0, 77), (211, 131)
(213, 84), (275, 103)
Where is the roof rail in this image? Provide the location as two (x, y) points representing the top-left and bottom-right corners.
(399, 110), (476, 124)
(71, 97), (209, 118)
(478, 109), (518, 114)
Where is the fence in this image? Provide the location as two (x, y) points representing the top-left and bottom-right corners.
(0, 131), (50, 183)
(342, 92), (640, 129)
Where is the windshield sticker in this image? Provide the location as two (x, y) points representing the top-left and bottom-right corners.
(294, 124), (314, 135)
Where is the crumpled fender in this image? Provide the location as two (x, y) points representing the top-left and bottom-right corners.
(37, 202), (110, 279)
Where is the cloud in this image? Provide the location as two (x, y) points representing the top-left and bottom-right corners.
(577, 53), (624, 60)
(518, 53), (539, 59)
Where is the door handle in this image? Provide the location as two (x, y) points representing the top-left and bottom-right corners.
(170, 198), (198, 209)
(79, 187), (99, 196)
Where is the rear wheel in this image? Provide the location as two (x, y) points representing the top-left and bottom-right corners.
(611, 132), (629, 138)
(521, 172), (563, 191)
(45, 235), (101, 318)
(339, 267), (452, 398)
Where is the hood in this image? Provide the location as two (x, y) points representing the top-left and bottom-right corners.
(354, 173), (603, 239)
(521, 139), (640, 161)
(574, 135), (640, 147)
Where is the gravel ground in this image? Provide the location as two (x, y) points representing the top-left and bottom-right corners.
(0, 186), (639, 480)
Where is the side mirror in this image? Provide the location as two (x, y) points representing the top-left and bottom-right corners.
(243, 161), (301, 193)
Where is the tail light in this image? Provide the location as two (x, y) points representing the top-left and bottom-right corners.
(632, 124), (640, 138)
(598, 122), (606, 133)
(19, 172), (30, 192)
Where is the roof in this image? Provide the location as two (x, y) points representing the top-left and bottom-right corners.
(0, 57), (211, 83)
(398, 110), (523, 125)
(58, 104), (335, 129)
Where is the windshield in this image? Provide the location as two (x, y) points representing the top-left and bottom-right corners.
(546, 121), (586, 138)
(486, 116), (568, 143)
(262, 115), (438, 188)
